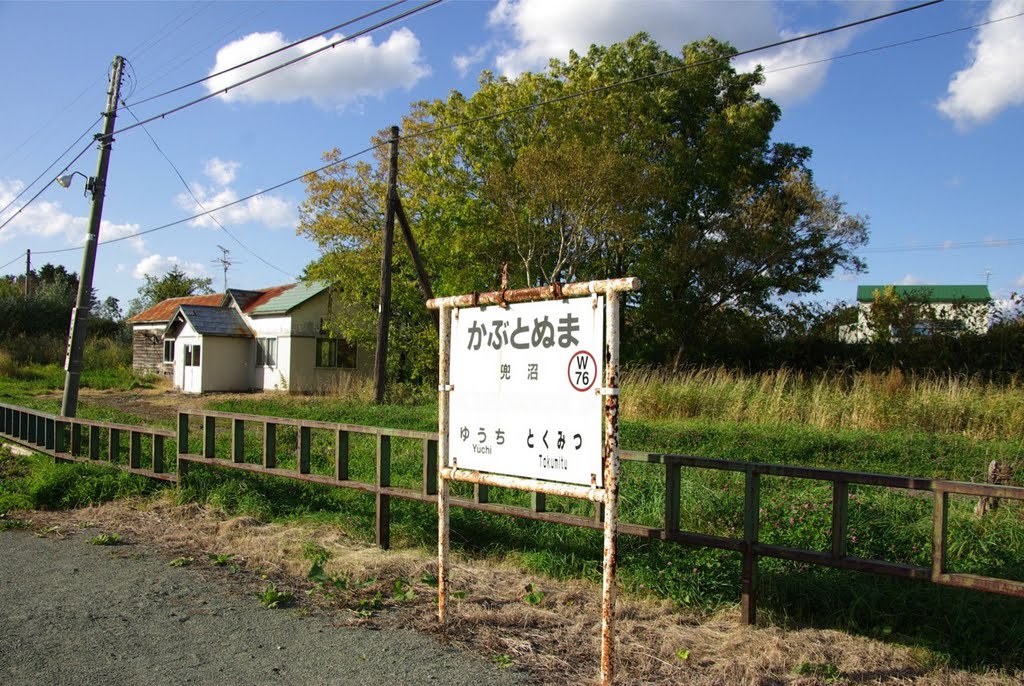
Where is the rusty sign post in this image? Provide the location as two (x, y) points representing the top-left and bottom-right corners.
(428, 277), (640, 686)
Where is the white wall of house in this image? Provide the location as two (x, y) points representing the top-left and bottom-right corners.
(840, 301), (991, 343)
(202, 336), (252, 392)
(170, 321), (252, 393)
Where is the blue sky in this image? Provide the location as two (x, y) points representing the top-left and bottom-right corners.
(1, 0), (1022, 314)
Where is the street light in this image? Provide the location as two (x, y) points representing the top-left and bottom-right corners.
(55, 171), (94, 196)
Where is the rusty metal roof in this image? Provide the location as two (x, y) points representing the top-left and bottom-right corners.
(128, 294), (225, 323)
(170, 305), (253, 338)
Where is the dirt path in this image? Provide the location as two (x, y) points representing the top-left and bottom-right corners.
(0, 529), (525, 686)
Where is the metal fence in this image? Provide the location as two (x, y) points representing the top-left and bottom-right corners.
(2, 401), (1022, 622)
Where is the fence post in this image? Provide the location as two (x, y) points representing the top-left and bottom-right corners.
(109, 428), (121, 464)
(665, 459), (681, 535)
(177, 413), (190, 480)
(336, 430), (350, 481)
(932, 488), (948, 582)
(298, 425), (311, 474)
(45, 418), (55, 453)
(423, 438), (437, 496)
(153, 434), (165, 474)
(475, 484), (490, 503)
(129, 431), (141, 469)
(376, 433), (391, 550)
(88, 426), (100, 461)
(263, 422), (277, 468)
(532, 492), (547, 513)
(741, 468), (761, 625)
(203, 416), (216, 459)
(832, 480), (849, 560)
(232, 419), (245, 464)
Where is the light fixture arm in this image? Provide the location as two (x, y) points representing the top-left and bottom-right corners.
(55, 171), (95, 197)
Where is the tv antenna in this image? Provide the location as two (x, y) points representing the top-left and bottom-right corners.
(213, 245), (234, 291)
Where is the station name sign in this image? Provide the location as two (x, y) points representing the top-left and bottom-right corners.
(449, 296), (605, 486)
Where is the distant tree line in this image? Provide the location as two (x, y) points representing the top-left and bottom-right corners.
(0, 263), (124, 361)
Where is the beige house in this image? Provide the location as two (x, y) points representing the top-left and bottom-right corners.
(839, 285), (992, 343)
(129, 283), (372, 393)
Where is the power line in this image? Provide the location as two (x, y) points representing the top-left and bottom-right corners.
(120, 98), (296, 279)
(861, 238), (1024, 254)
(0, 115), (103, 218)
(0, 251), (27, 272)
(112, 0), (442, 138)
(132, 2), (277, 99)
(18, 0), (949, 259)
(0, 140), (95, 233)
(763, 9), (1024, 77)
(33, 143), (379, 256)
(400, 0), (945, 144)
(128, 0), (410, 108)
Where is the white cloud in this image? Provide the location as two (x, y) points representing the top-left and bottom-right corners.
(175, 159), (296, 231)
(1016, 274), (1024, 288)
(453, 44), (492, 77)
(204, 158), (240, 186)
(0, 178), (142, 252)
(206, 28), (429, 107)
(486, 0), (851, 104)
(937, 0), (1024, 129)
(133, 254), (208, 280)
(899, 274), (925, 285)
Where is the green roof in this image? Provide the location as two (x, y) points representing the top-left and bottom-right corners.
(856, 285), (991, 303)
(247, 282), (330, 316)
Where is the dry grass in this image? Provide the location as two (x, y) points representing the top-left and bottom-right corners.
(621, 367), (1024, 439)
(21, 495), (1023, 686)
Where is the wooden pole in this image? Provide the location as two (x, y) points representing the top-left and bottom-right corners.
(372, 125), (400, 404)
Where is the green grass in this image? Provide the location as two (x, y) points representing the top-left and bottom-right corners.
(2, 362), (1023, 671)
(0, 444), (165, 513)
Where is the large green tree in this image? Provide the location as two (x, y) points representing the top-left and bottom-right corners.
(127, 266), (214, 317)
(299, 34), (867, 371)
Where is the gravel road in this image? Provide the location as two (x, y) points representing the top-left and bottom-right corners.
(0, 531), (526, 686)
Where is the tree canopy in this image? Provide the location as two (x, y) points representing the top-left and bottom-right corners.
(299, 34), (868, 373)
(127, 266), (214, 317)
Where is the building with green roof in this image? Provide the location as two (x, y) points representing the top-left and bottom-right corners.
(840, 284), (992, 343)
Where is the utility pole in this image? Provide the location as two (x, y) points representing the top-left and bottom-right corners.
(24, 249), (30, 300)
(373, 125), (399, 405)
(61, 55), (124, 418)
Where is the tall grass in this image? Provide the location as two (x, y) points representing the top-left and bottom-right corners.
(621, 367), (1024, 440)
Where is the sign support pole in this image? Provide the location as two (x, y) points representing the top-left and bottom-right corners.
(437, 305), (452, 624)
(430, 277), (639, 683)
(599, 289), (621, 685)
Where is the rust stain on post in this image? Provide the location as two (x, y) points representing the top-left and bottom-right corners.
(426, 277), (641, 310)
(600, 289), (621, 686)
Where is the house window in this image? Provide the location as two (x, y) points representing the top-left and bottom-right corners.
(184, 344), (201, 367)
(316, 337), (356, 369)
(256, 337), (277, 367)
(163, 339), (175, 362)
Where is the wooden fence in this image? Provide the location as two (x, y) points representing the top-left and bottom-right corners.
(2, 401), (1022, 623)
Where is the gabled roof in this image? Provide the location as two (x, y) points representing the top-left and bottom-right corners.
(225, 289), (265, 311)
(165, 305), (253, 338)
(128, 293), (225, 323)
(857, 285), (991, 304)
(244, 282), (330, 316)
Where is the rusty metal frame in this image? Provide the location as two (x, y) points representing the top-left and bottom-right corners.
(428, 278), (639, 686)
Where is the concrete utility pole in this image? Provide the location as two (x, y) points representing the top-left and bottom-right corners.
(372, 125), (400, 405)
(61, 55), (124, 418)
(24, 249), (30, 300)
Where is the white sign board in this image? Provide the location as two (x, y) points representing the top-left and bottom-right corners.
(449, 296), (605, 486)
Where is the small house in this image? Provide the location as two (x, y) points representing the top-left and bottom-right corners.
(839, 284), (992, 343)
(129, 282), (371, 394)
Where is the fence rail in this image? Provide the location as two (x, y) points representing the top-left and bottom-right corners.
(2, 401), (1022, 622)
